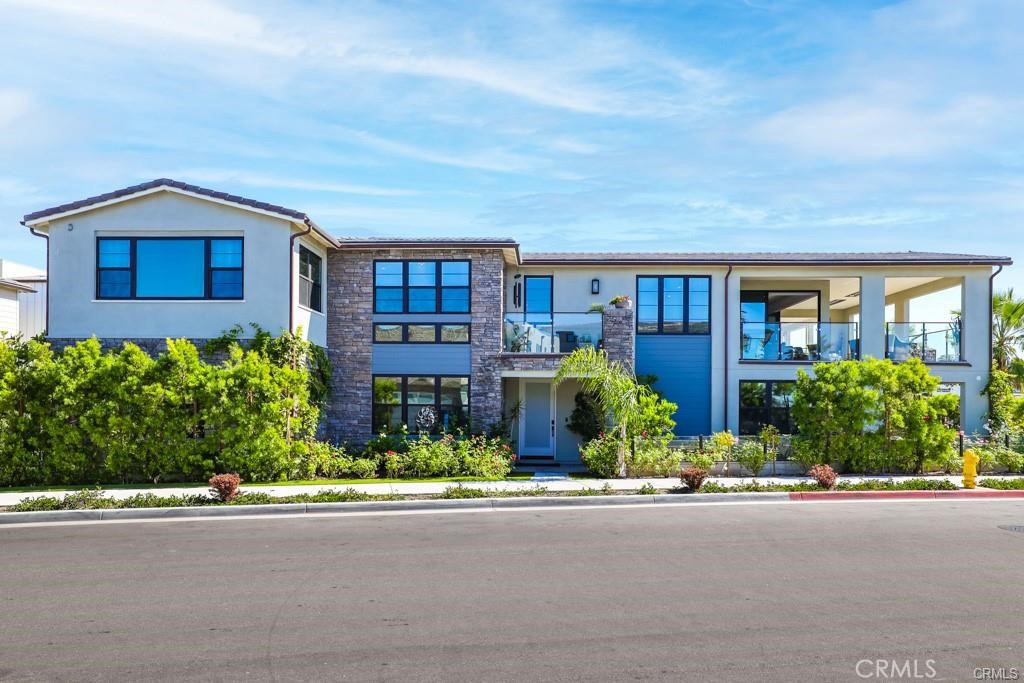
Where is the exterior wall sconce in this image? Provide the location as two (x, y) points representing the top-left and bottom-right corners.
(591, 278), (600, 295)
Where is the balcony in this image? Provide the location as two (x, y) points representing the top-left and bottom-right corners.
(886, 322), (962, 363)
(504, 312), (603, 353)
(741, 322), (859, 362)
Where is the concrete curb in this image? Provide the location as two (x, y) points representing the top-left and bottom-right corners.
(790, 489), (1024, 501)
(2, 489), (1022, 525)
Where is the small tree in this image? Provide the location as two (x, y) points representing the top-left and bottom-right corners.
(554, 347), (650, 478)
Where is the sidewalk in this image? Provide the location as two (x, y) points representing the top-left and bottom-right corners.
(1, 473), (1021, 506)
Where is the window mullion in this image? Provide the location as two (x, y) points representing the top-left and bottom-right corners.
(130, 239), (137, 298)
(683, 276), (689, 334)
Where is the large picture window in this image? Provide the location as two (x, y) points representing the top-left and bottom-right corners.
(373, 260), (471, 313)
(739, 380), (796, 435)
(636, 275), (710, 334)
(298, 246), (323, 312)
(373, 375), (470, 433)
(96, 236), (243, 300)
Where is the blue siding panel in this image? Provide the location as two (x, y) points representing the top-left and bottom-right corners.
(372, 344), (472, 375)
(635, 336), (712, 436)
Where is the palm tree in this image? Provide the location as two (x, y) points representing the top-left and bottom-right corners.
(992, 289), (1024, 372)
(554, 347), (651, 477)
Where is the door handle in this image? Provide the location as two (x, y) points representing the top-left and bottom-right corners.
(551, 419), (555, 437)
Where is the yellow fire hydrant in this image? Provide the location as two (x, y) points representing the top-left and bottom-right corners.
(963, 449), (979, 489)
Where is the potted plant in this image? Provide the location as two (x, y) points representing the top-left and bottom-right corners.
(609, 295), (631, 309)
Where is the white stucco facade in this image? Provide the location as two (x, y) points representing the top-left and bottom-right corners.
(29, 190), (328, 345)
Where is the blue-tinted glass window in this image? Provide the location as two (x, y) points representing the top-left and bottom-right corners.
(135, 240), (205, 298)
(98, 269), (130, 298)
(210, 239), (242, 268)
(441, 261), (469, 286)
(96, 236), (243, 300)
(408, 261), (436, 286)
(636, 275), (710, 335)
(373, 260), (471, 313)
(375, 262), (403, 287)
(441, 287), (469, 312)
(211, 269), (243, 299)
(375, 288), (403, 312)
(408, 287), (437, 312)
(98, 239), (131, 268)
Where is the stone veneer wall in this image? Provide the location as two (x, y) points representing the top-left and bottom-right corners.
(324, 248), (506, 444)
(601, 306), (635, 369)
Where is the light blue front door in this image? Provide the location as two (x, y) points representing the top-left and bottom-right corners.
(520, 380), (554, 456)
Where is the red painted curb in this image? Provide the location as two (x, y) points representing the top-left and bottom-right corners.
(789, 489), (1024, 501)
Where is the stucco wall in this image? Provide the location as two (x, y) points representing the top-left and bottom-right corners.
(44, 191), (295, 340)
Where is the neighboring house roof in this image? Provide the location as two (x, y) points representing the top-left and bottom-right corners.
(520, 251), (1013, 266)
(21, 178), (338, 247)
(0, 279), (35, 293)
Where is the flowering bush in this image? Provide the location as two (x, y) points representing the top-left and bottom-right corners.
(680, 467), (708, 491)
(629, 438), (682, 477)
(209, 473), (241, 501)
(808, 463), (838, 489)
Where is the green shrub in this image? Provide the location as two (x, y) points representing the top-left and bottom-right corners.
(0, 332), (328, 487)
(686, 449), (716, 471)
(565, 483), (615, 496)
(628, 438), (681, 477)
(566, 391), (603, 443)
(579, 433), (621, 478)
(347, 457), (380, 479)
(790, 437), (824, 473)
(978, 478), (1024, 490)
(637, 483), (657, 495)
(734, 439), (770, 478)
(835, 478), (957, 491)
(793, 358), (958, 473)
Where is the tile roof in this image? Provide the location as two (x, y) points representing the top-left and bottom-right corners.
(520, 251), (1012, 266)
(23, 178), (311, 223)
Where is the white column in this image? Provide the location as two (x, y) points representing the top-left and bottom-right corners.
(859, 275), (886, 359)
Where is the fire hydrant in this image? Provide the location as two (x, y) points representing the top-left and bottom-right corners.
(963, 449), (979, 489)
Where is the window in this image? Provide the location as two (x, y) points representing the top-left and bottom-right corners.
(96, 236), (243, 300)
(636, 275), (710, 334)
(298, 246), (323, 312)
(373, 375), (470, 433)
(739, 380), (796, 435)
(373, 260), (470, 313)
(372, 323), (470, 343)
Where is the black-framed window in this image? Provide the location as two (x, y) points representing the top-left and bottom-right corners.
(372, 323), (470, 343)
(373, 375), (470, 433)
(636, 275), (710, 334)
(373, 260), (471, 313)
(96, 236), (243, 300)
(739, 380), (796, 435)
(298, 246), (323, 312)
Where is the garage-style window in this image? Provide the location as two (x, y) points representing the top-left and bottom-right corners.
(373, 260), (471, 313)
(96, 236), (243, 300)
(372, 375), (470, 433)
(298, 246), (323, 312)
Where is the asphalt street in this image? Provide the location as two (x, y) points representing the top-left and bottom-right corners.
(2, 500), (1024, 682)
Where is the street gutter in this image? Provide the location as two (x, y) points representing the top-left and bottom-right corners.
(2, 489), (1023, 526)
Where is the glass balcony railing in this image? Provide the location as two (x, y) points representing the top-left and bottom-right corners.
(886, 322), (962, 363)
(504, 312), (603, 353)
(740, 322), (859, 362)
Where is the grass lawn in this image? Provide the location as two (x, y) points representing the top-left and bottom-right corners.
(0, 472), (536, 494)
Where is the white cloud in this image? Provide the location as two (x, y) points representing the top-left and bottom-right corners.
(154, 169), (419, 197)
(755, 94), (1004, 161)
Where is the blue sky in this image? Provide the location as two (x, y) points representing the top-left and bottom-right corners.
(1, 0), (1022, 299)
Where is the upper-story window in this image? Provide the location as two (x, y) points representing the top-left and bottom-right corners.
(374, 260), (471, 313)
(96, 236), (243, 300)
(636, 275), (710, 334)
(298, 246), (323, 312)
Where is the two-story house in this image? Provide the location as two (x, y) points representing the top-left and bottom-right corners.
(21, 180), (1010, 465)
